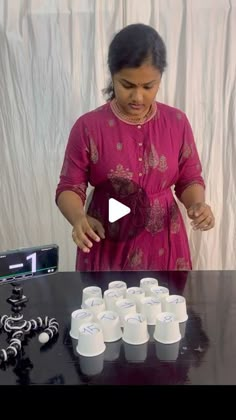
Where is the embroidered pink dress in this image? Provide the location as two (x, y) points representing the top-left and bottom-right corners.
(56, 101), (205, 271)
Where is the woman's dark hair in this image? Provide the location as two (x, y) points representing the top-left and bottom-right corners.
(103, 23), (167, 100)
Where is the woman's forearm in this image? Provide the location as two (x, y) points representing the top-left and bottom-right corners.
(179, 184), (205, 209)
(57, 191), (85, 226)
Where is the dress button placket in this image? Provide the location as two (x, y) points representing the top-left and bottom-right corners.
(137, 124), (144, 179)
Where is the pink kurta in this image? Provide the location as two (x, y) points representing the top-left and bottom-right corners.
(56, 101), (205, 271)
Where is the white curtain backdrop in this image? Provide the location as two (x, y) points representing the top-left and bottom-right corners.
(0, 0), (235, 271)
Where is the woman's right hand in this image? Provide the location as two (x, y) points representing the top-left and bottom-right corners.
(72, 215), (105, 253)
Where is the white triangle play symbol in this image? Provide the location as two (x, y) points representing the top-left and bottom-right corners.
(108, 198), (131, 223)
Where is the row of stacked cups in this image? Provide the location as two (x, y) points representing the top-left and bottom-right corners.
(70, 278), (188, 358)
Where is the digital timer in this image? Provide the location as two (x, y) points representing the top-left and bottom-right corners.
(0, 244), (59, 284)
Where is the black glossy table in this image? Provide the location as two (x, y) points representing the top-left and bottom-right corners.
(0, 270), (236, 385)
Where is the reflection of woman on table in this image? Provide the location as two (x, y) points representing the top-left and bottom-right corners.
(56, 24), (215, 271)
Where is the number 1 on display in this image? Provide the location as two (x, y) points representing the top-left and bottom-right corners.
(26, 252), (36, 273)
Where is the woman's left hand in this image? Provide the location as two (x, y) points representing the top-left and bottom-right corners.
(187, 202), (215, 231)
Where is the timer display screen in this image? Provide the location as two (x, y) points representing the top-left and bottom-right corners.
(0, 244), (59, 284)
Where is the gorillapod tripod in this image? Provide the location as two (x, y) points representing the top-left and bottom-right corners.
(0, 282), (59, 364)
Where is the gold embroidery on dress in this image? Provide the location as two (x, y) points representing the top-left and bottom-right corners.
(144, 144), (159, 174)
(127, 248), (143, 268)
(158, 155), (168, 172)
(89, 137), (99, 164)
(145, 199), (165, 234)
(175, 258), (190, 270)
(149, 144), (159, 168)
(170, 202), (180, 234)
(108, 164), (133, 180)
(110, 99), (157, 125)
(143, 145), (167, 174)
(116, 142), (123, 151)
(179, 143), (195, 164)
(108, 165), (133, 195)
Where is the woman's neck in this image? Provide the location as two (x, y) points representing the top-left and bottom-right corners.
(110, 99), (156, 125)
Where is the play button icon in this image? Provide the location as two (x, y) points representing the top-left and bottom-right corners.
(108, 198), (131, 223)
(86, 178), (150, 242)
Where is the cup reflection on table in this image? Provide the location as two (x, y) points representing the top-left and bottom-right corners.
(155, 341), (180, 361)
(79, 353), (105, 376)
(104, 339), (122, 361)
(124, 341), (148, 363)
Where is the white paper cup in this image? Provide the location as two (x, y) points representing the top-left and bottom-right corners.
(154, 312), (181, 344)
(108, 281), (127, 294)
(97, 310), (122, 342)
(84, 297), (105, 318)
(140, 296), (162, 325)
(115, 299), (136, 327)
(104, 340), (122, 361)
(123, 313), (149, 345)
(104, 289), (124, 311)
(155, 341), (180, 361)
(76, 322), (106, 357)
(140, 277), (159, 295)
(126, 287), (145, 311)
(124, 342), (148, 362)
(81, 286), (102, 308)
(79, 353), (104, 376)
(164, 295), (188, 322)
(150, 286), (169, 309)
(70, 309), (94, 339)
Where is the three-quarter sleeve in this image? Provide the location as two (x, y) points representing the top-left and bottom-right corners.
(174, 114), (205, 200)
(55, 118), (89, 206)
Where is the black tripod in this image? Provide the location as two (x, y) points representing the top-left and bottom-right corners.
(0, 282), (59, 364)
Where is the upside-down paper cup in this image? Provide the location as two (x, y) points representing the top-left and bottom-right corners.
(140, 277), (159, 295)
(154, 312), (181, 344)
(97, 310), (122, 342)
(123, 313), (149, 345)
(115, 299), (136, 328)
(81, 286), (102, 308)
(70, 308), (94, 339)
(108, 281), (127, 294)
(84, 297), (105, 318)
(140, 296), (162, 325)
(104, 289), (123, 311)
(76, 322), (106, 357)
(126, 287), (145, 311)
(150, 286), (169, 309)
(164, 295), (188, 322)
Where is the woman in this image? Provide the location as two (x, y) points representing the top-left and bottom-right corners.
(56, 23), (215, 271)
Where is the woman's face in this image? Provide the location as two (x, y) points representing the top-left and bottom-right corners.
(112, 63), (161, 118)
